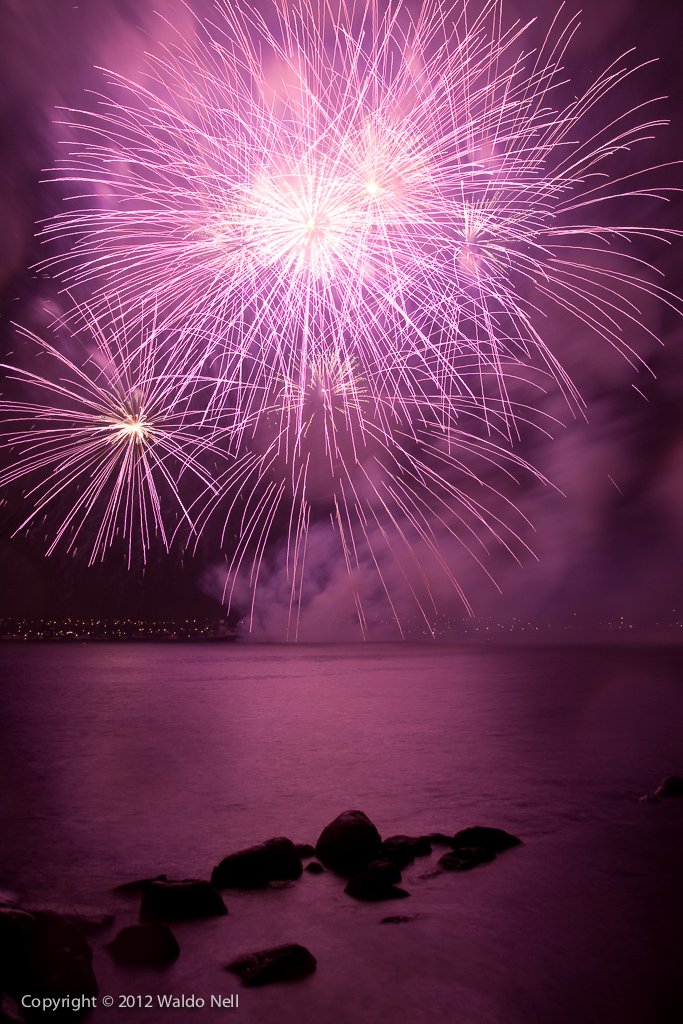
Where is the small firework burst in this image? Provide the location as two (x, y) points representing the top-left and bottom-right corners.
(0, 307), (223, 566)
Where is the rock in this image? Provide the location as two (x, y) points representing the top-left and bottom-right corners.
(304, 862), (324, 875)
(348, 882), (410, 902)
(113, 874), (168, 896)
(227, 944), (316, 986)
(344, 860), (409, 901)
(0, 910), (98, 1016)
(140, 879), (227, 921)
(294, 844), (315, 859)
(16, 905), (113, 937)
(0, 995), (27, 1023)
(315, 810), (382, 876)
(380, 915), (414, 925)
(63, 913), (114, 936)
(654, 775), (683, 798)
(28, 912), (98, 1004)
(639, 793), (660, 804)
(107, 924), (180, 967)
(0, 912), (32, 1007)
(211, 838), (302, 889)
(438, 847), (496, 871)
(354, 859), (401, 885)
(380, 835), (432, 867)
(451, 827), (521, 853)
(421, 832), (454, 846)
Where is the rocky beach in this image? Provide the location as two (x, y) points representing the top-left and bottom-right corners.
(1, 642), (682, 1023)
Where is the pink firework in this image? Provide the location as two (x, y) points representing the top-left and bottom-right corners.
(0, 306), (224, 566)
(38, 0), (681, 430)
(2, 0), (680, 636)
(0, 309), (550, 635)
(191, 347), (550, 638)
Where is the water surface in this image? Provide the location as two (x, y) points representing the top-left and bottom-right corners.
(1, 642), (681, 1022)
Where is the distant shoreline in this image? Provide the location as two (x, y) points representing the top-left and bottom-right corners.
(2, 635), (682, 648)
(0, 636), (239, 644)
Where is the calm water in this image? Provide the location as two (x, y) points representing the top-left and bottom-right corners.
(1, 642), (682, 1023)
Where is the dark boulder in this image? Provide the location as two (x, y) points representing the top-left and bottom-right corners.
(0, 910), (98, 1017)
(315, 810), (382, 876)
(438, 847), (496, 872)
(212, 838), (302, 889)
(28, 912), (98, 1005)
(0, 909), (35, 988)
(355, 859), (401, 885)
(113, 875), (168, 896)
(140, 879), (227, 921)
(654, 775), (683, 798)
(422, 832), (455, 846)
(380, 915), (414, 925)
(0, 995), (27, 1023)
(344, 860), (409, 901)
(451, 827), (521, 853)
(107, 924), (179, 967)
(294, 844), (315, 859)
(60, 912), (114, 936)
(14, 905), (113, 938)
(347, 881), (410, 902)
(227, 944), (316, 986)
(380, 835), (432, 867)
(304, 862), (324, 875)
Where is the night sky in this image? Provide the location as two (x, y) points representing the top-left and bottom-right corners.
(1, 0), (682, 637)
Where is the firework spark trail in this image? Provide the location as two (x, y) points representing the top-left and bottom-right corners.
(186, 348), (553, 638)
(37, 0), (681, 435)
(0, 308), (226, 566)
(0, 306), (552, 634)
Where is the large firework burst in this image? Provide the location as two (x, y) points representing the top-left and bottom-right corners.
(39, 0), (680, 426)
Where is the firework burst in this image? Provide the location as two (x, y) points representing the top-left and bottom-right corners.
(190, 347), (550, 638)
(38, 0), (680, 429)
(0, 307), (223, 566)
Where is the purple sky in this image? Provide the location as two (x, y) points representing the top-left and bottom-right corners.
(0, 0), (682, 637)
